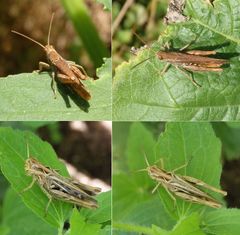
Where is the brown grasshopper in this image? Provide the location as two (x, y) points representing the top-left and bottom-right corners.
(22, 153), (101, 215)
(132, 35), (229, 87)
(11, 13), (91, 101)
(140, 155), (227, 208)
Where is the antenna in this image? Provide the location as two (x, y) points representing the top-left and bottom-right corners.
(142, 150), (150, 167)
(132, 31), (148, 46)
(131, 31), (157, 69)
(48, 13), (55, 45)
(131, 55), (156, 70)
(11, 30), (45, 49)
(26, 141), (30, 159)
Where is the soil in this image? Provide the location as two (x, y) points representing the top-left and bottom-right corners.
(222, 159), (240, 208)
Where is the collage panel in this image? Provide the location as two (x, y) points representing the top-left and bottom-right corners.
(113, 122), (240, 234)
(0, 121), (111, 234)
(0, 0), (111, 121)
(1, 0), (240, 234)
(112, 0), (240, 121)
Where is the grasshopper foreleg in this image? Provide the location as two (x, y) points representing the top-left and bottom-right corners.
(152, 182), (161, 194)
(38, 62), (51, 72)
(20, 178), (36, 194)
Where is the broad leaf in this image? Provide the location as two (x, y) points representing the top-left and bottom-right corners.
(203, 208), (240, 235)
(69, 208), (101, 235)
(2, 188), (56, 235)
(0, 127), (72, 227)
(113, 0), (240, 121)
(81, 191), (111, 224)
(0, 59), (111, 120)
(152, 213), (205, 235)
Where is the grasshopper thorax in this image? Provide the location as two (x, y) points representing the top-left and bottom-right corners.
(44, 45), (61, 64)
(148, 165), (170, 181)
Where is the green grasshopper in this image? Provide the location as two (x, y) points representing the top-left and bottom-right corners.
(141, 155), (227, 208)
(22, 144), (101, 214)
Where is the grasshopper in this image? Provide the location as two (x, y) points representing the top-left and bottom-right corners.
(11, 13), (91, 101)
(22, 145), (101, 215)
(141, 156), (227, 208)
(131, 35), (229, 87)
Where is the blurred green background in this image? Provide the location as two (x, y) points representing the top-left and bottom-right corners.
(112, 0), (168, 71)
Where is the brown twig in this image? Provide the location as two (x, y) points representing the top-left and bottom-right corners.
(112, 0), (135, 36)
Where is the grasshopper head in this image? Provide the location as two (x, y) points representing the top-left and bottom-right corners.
(25, 158), (45, 176)
(148, 165), (169, 181)
(147, 165), (159, 178)
(44, 45), (55, 54)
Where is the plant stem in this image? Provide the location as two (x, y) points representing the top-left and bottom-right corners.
(113, 222), (154, 235)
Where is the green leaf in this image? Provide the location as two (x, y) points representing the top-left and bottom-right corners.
(96, 0), (111, 11)
(154, 123), (223, 217)
(113, 0), (240, 121)
(112, 122), (131, 173)
(125, 122), (158, 191)
(114, 197), (174, 232)
(112, 173), (149, 222)
(61, 0), (109, 68)
(2, 188), (56, 235)
(113, 222), (154, 235)
(97, 58), (112, 81)
(152, 213), (205, 235)
(203, 208), (240, 235)
(0, 127), (72, 227)
(80, 191), (111, 224)
(0, 174), (9, 202)
(98, 225), (111, 235)
(127, 122), (156, 171)
(69, 208), (101, 235)
(0, 121), (52, 131)
(0, 70), (111, 120)
(0, 226), (9, 235)
(169, 213), (205, 235)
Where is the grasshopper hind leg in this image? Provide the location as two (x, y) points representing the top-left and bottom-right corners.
(175, 66), (201, 87)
